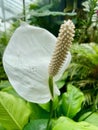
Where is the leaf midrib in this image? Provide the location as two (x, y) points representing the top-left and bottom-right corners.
(66, 95), (72, 117)
(0, 97), (22, 130)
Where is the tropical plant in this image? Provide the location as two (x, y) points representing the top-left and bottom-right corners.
(58, 43), (98, 110)
(0, 21), (20, 82)
(28, 0), (76, 36)
(1, 80), (97, 130)
(1, 0), (98, 129)
(64, 0), (86, 12)
(87, 0), (98, 42)
(1, 18), (98, 130)
(0, 91), (31, 130)
(0, 31), (9, 81)
(75, 0), (98, 43)
(52, 116), (98, 130)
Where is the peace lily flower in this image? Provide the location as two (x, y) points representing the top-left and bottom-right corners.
(3, 20), (75, 104)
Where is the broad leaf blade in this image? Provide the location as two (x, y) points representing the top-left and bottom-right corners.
(0, 123), (6, 130)
(0, 80), (11, 89)
(52, 116), (98, 130)
(39, 96), (59, 112)
(62, 84), (84, 118)
(79, 112), (98, 127)
(29, 103), (49, 120)
(0, 92), (31, 130)
(24, 119), (48, 130)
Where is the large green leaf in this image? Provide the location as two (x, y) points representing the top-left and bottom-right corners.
(29, 103), (49, 120)
(39, 96), (59, 112)
(0, 81), (19, 97)
(0, 92), (31, 130)
(2, 86), (21, 98)
(79, 112), (98, 127)
(56, 72), (68, 89)
(62, 84), (84, 118)
(0, 81), (11, 90)
(0, 123), (6, 130)
(24, 119), (48, 130)
(52, 116), (98, 130)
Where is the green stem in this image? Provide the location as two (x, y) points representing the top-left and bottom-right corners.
(47, 76), (54, 130)
(23, 0), (26, 21)
(47, 100), (53, 130)
(49, 76), (54, 98)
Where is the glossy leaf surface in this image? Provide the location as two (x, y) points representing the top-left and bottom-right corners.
(0, 92), (31, 130)
(62, 84), (84, 118)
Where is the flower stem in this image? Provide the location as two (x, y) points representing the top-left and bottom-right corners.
(47, 76), (54, 130)
(23, 0), (26, 21)
(49, 76), (54, 98)
(47, 100), (53, 130)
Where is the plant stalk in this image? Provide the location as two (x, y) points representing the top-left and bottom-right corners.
(23, 0), (26, 21)
(47, 76), (54, 130)
(49, 76), (54, 98)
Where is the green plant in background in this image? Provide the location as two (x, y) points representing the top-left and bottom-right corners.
(64, 0), (86, 12)
(28, 0), (76, 36)
(58, 43), (98, 110)
(0, 21), (20, 82)
(87, 0), (98, 42)
(75, 0), (98, 43)
(0, 30), (9, 81)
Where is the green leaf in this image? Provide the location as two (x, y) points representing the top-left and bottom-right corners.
(56, 71), (68, 89)
(30, 10), (76, 17)
(0, 92), (31, 130)
(62, 84), (84, 118)
(52, 116), (98, 130)
(0, 81), (11, 89)
(29, 103), (49, 120)
(2, 86), (21, 97)
(0, 82), (28, 99)
(24, 119), (48, 130)
(56, 80), (65, 89)
(71, 44), (98, 65)
(78, 112), (98, 127)
(0, 123), (6, 130)
(39, 96), (59, 112)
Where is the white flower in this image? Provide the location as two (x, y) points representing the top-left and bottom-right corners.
(3, 23), (71, 103)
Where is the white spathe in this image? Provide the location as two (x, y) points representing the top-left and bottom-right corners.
(3, 23), (71, 103)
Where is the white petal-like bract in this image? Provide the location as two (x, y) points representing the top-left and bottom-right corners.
(3, 23), (71, 103)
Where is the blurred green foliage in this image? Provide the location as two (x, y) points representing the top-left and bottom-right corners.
(0, 31), (9, 81)
(28, 0), (76, 36)
(59, 43), (98, 110)
(75, 0), (98, 43)
(0, 21), (20, 82)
